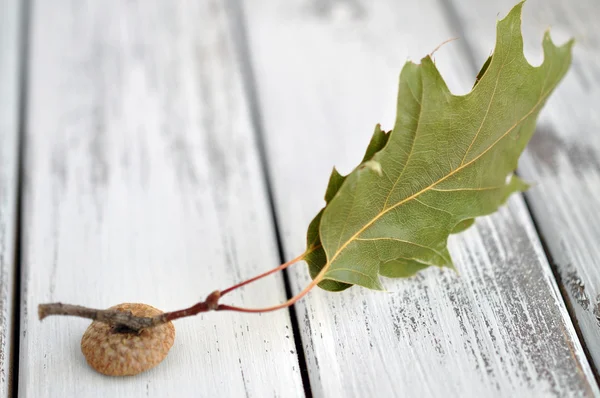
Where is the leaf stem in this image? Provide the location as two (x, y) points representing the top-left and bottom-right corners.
(38, 251), (327, 332)
(220, 253), (305, 297)
(217, 264), (325, 313)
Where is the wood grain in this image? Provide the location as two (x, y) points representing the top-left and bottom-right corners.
(240, 0), (599, 396)
(446, 0), (600, 374)
(18, 1), (304, 397)
(0, 0), (21, 396)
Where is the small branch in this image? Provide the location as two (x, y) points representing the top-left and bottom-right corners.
(38, 303), (166, 331)
(38, 291), (222, 332)
(38, 252), (325, 331)
(162, 290), (220, 321)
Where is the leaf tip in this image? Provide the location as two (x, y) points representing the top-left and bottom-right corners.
(496, 2), (525, 47)
(510, 0), (526, 17)
(542, 28), (575, 52)
(448, 263), (459, 275)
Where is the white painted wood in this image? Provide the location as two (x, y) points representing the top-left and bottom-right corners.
(241, 0), (599, 396)
(447, 0), (600, 374)
(19, 1), (304, 397)
(0, 0), (21, 396)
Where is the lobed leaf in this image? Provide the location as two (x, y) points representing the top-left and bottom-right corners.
(306, 2), (573, 291)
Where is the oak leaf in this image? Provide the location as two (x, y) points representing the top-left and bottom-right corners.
(306, 2), (573, 291)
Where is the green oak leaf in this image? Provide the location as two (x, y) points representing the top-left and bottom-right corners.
(306, 2), (573, 291)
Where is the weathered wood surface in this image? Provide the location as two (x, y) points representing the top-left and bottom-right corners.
(241, 0), (599, 396)
(18, 1), (304, 397)
(0, 0), (21, 396)
(447, 0), (600, 373)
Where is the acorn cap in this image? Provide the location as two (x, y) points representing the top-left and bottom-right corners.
(81, 303), (175, 376)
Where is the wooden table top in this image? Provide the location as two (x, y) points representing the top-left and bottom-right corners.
(1, 0), (599, 397)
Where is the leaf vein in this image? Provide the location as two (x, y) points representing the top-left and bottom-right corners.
(326, 267), (379, 286)
(414, 198), (454, 216)
(430, 185), (505, 192)
(355, 237), (448, 263)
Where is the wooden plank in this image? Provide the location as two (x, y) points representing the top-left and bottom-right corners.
(0, 0), (21, 395)
(241, 0), (599, 396)
(446, 0), (600, 374)
(18, 1), (304, 397)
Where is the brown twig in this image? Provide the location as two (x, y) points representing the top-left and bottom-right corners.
(38, 302), (166, 331)
(38, 290), (221, 332)
(38, 253), (316, 332)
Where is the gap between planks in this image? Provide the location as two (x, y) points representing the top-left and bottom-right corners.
(224, 0), (313, 395)
(0, 0), (27, 396)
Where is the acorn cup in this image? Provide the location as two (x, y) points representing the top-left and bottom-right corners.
(80, 303), (175, 376)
